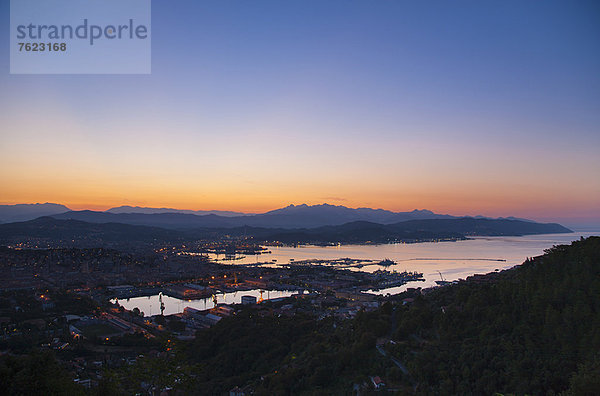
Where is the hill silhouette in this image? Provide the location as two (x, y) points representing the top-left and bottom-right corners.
(0, 216), (571, 247)
(0, 203), (70, 223)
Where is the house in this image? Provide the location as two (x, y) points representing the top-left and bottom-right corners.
(370, 376), (385, 389)
(69, 325), (84, 339)
(212, 305), (234, 317)
(229, 386), (245, 396)
(74, 378), (92, 389)
(51, 338), (69, 350)
(203, 313), (222, 325)
(165, 284), (211, 299)
(36, 295), (55, 311)
(183, 307), (203, 318)
(183, 308), (222, 327)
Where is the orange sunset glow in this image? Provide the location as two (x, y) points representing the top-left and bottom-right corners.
(1, 0), (599, 227)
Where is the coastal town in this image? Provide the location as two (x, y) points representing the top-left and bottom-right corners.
(0, 243), (430, 391)
(1, 0), (597, 393)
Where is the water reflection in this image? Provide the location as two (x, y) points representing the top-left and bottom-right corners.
(207, 232), (596, 292)
(112, 289), (301, 317)
(115, 232), (596, 308)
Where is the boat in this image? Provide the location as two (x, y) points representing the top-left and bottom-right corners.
(435, 270), (452, 286)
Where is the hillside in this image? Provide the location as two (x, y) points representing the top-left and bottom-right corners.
(0, 217), (571, 248)
(246, 218), (571, 244)
(0, 217), (182, 247)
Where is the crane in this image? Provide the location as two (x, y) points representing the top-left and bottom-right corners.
(437, 270), (445, 282)
(435, 270), (451, 286)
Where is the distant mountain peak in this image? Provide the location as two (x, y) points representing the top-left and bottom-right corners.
(2, 202), (551, 231)
(0, 203), (71, 224)
(251, 203), (457, 228)
(411, 209), (434, 214)
(106, 205), (249, 217)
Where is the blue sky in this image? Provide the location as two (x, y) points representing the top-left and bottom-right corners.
(1, 0), (599, 225)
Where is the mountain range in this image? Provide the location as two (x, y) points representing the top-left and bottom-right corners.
(49, 204), (458, 229)
(106, 205), (249, 217)
(0, 203), (572, 233)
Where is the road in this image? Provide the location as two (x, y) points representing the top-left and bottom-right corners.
(376, 344), (409, 375)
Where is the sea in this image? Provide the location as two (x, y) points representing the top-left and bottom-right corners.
(115, 231), (597, 316)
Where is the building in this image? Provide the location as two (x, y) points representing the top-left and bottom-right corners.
(184, 283), (207, 290)
(370, 376), (385, 389)
(165, 284), (212, 299)
(202, 313), (222, 326)
(229, 386), (245, 396)
(106, 285), (135, 298)
(36, 294), (55, 311)
(69, 325), (84, 339)
(212, 305), (234, 317)
(107, 317), (132, 332)
(183, 307), (203, 318)
(241, 295), (257, 305)
(183, 307), (222, 328)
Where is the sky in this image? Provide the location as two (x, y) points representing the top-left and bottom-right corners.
(1, 0), (599, 225)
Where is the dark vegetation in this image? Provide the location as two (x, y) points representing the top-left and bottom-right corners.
(0, 352), (85, 396)
(0, 217), (182, 245)
(391, 236), (600, 395)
